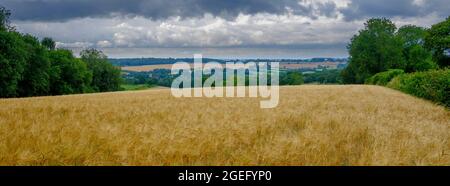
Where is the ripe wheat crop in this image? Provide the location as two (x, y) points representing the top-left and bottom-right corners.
(0, 85), (448, 165)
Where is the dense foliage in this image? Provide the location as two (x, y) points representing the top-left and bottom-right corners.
(303, 69), (342, 84)
(342, 18), (447, 84)
(280, 71), (304, 85)
(342, 18), (405, 84)
(0, 7), (121, 98)
(424, 17), (450, 68)
(47, 49), (92, 95)
(365, 69), (404, 86)
(81, 49), (122, 92)
(123, 68), (308, 88)
(397, 25), (436, 72)
(387, 69), (450, 107)
(343, 17), (449, 108)
(123, 69), (174, 87)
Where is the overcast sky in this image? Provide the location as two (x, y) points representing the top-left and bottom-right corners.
(1, 0), (449, 58)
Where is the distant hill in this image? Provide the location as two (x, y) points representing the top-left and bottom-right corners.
(109, 57), (348, 66)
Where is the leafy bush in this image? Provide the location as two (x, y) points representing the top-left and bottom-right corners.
(387, 69), (450, 107)
(366, 69), (405, 85)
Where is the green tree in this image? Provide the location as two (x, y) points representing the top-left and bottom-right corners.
(48, 49), (92, 95)
(303, 69), (342, 84)
(41, 37), (56, 50)
(405, 45), (436, 72)
(0, 6), (126, 98)
(342, 18), (405, 84)
(397, 25), (436, 72)
(424, 16), (450, 68)
(80, 48), (121, 92)
(0, 6), (13, 31)
(280, 71), (304, 85)
(18, 34), (51, 96)
(0, 31), (27, 97)
(0, 7), (26, 97)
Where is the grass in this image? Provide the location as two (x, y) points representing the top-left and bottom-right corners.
(0, 85), (448, 165)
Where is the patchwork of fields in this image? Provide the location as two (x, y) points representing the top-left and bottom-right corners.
(120, 62), (346, 72)
(0, 85), (448, 165)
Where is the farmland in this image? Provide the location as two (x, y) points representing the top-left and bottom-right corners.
(121, 64), (174, 72)
(120, 61), (346, 72)
(0, 85), (448, 165)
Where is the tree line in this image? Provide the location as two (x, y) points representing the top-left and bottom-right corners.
(342, 17), (449, 84)
(0, 7), (121, 98)
(342, 17), (449, 107)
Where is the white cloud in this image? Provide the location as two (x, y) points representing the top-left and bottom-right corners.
(56, 41), (93, 48)
(96, 40), (112, 48)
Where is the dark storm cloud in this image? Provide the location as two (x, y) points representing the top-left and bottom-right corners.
(0, 0), (337, 21)
(341, 0), (450, 21)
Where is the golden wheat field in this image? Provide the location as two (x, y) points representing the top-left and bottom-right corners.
(0, 85), (449, 165)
